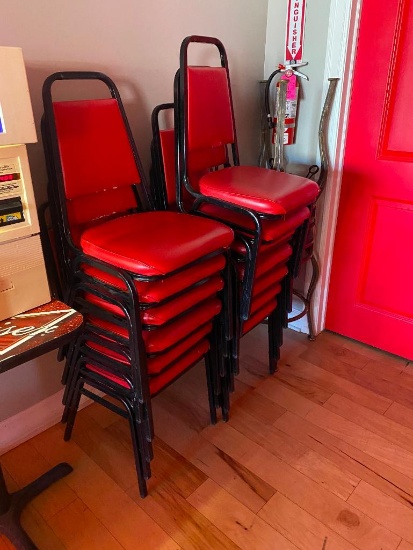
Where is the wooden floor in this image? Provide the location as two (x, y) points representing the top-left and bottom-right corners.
(1, 325), (413, 550)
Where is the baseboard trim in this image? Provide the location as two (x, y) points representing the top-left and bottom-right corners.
(0, 390), (92, 456)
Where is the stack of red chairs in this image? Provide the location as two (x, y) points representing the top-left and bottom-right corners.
(151, 36), (319, 378)
(41, 71), (234, 497)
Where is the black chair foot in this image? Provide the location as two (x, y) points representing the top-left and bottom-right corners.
(269, 360), (278, 374)
(0, 463), (73, 549)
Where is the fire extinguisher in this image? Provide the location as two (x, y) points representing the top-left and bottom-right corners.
(262, 62), (308, 169)
(273, 70), (299, 146)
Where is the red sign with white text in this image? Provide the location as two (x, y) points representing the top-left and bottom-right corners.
(285, 0), (306, 62)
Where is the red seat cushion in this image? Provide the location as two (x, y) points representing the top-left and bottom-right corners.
(85, 339), (210, 395)
(84, 275), (223, 326)
(80, 211), (233, 276)
(83, 254), (226, 303)
(242, 302), (278, 335)
(201, 205), (310, 245)
(86, 322), (213, 376)
(199, 167), (319, 216)
(89, 297), (221, 354)
(236, 243), (292, 280)
(148, 342), (210, 395)
(251, 268), (288, 299)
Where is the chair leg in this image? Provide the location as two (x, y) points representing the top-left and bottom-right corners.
(220, 367), (231, 422)
(61, 356), (83, 423)
(127, 413), (149, 498)
(61, 369), (76, 420)
(240, 238), (260, 322)
(61, 336), (84, 408)
(205, 353), (218, 425)
(63, 378), (84, 441)
(267, 307), (279, 374)
(230, 264), (241, 376)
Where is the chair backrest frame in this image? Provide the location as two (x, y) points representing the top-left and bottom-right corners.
(42, 71), (153, 259)
(176, 36), (240, 202)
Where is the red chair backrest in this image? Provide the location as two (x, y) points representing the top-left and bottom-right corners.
(158, 128), (179, 210)
(53, 98), (141, 245)
(186, 66), (233, 173)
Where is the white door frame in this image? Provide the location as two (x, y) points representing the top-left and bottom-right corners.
(311, 0), (363, 335)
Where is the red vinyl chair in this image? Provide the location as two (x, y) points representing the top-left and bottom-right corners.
(152, 95), (315, 378)
(41, 71), (234, 497)
(171, 36), (320, 374)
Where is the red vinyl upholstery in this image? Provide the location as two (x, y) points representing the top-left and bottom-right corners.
(84, 275), (223, 326)
(184, 66), (319, 216)
(198, 166), (319, 215)
(187, 67), (235, 154)
(200, 204), (310, 244)
(86, 340), (211, 396)
(80, 211), (233, 276)
(54, 99), (141, 197)
(54, 99), (141, 245)
(89, 298), (222, 355)
(83, 253), (226, 303)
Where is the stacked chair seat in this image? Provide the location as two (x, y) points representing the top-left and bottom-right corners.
(41, 71), (234, 497)
(152, 35), (319, 381)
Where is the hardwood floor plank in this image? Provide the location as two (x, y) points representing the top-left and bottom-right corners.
(228, 406), (359, 500)
(231, 390), (287, 425)
(348, 481), (413, 544)
(385, 402), (413, 431)
(153, 389), (275, 513)
(278, 357), (392, 414)
(274, 411), (413, 509)
(187, 478), (298, 549)
(255, 377), (321, 417)
(81, 397), (120, 429)
(129, 482), (239, 550)
(362, 360), (411, 384)
(243, 324), (308, 366)
(269, 366), (334, 405)
(20, 506), (66, 550)
(398, 541), (413, 550)
(324, 393), (413, 455)
(258, 492), (358, 550)
(302, 347), (413, 410)
(48, 497), (123, 549)
(201, 422), (401, 549)
(306, 404), (413, 480)
(228, 406), (308, 461)
(29, 424), (181, 550)
(302, 332), (370, 369)
(71, 410), (139, 492)
(318, 331), (406, 368)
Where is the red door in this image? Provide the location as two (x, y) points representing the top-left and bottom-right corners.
(326, 0), (413, 360)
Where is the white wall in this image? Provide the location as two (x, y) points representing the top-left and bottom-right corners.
(264, 0), (332, 174)
(0, 0), (269, 421)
